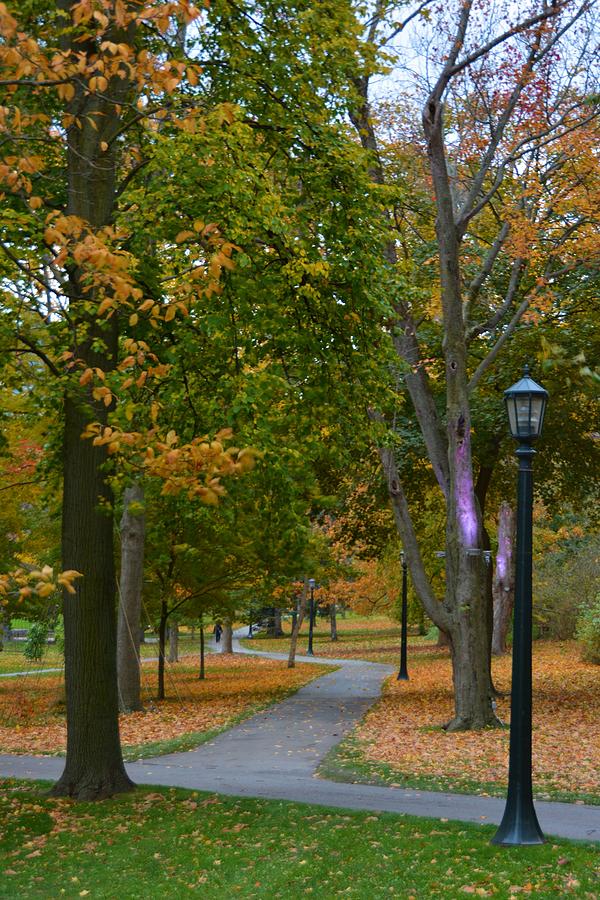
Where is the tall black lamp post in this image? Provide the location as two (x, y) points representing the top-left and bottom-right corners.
(307, 578), (316, 656)
(397, 550), (409, 681)
(492, 366), (548, 847)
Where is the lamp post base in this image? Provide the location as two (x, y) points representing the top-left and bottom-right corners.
(491, 805), (545, 846)
(397, 671), (409, 681)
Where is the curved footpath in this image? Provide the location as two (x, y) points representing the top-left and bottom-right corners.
(1, 631), (599, 843)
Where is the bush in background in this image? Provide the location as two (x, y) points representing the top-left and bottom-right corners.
(576, 592), (600, 664)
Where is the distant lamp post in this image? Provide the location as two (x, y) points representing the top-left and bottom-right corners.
(397, 550), (409, 681)
(492, 365), (548, 847)
(307, 578), (316, 656)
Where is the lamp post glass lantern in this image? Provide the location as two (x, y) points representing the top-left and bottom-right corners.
(492, 366), (548, 847)
(307, 578), (316, 656)
(397, 550), (409, 681)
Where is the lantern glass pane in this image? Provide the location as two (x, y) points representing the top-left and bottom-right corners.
(506, 398), (518, 437)
(516, 396), (532, 435)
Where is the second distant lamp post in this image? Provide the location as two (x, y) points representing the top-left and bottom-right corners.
(397, 550), (409, 681)
(307, 578), (316, 656)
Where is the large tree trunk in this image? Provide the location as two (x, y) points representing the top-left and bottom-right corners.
(288, 583), (308, 668)
(54, 382), (133, 799)
(492, 501), (516, 655)
(117, 484), (146, 713)
(168, 623), (179, 663)
(51, 2), (136, 799)
(221, 619), (233, 654)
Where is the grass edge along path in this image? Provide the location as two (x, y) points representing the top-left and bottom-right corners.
(0, 661), (336, 760)
(1, 780), (599, 899)
(122, 666), (336, 761)
(318, 735), (600, 808)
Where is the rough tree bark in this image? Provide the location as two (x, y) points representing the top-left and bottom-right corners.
(117, 484), (146, 713)
(51, 1), (136, 797)
(492, 502), (516, 655)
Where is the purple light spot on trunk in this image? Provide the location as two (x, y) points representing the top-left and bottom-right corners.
(455, 440), (478, 547)
(496, 527), (511, 580)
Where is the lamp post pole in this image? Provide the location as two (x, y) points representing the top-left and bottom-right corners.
(492, 367), (547, 847)
(307, 579), (315, 656)
(397, 550), (409, 681)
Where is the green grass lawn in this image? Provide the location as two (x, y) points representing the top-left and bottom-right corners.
(1, 781), (598, 899)
(242, 614), (422, 665)
(0, 646), (63, 674)
(0, 636), (204, 675)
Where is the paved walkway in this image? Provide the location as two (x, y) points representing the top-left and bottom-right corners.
(1, 631), (599, 843)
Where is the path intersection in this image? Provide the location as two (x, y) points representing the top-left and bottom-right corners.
(1, 631), (599, 843)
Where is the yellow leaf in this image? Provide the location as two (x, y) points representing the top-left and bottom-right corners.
(97, 298), (113, 316)
(164, 304), (176, 322)
(129, 313), (138, 326)
(175, 230), (195, 243)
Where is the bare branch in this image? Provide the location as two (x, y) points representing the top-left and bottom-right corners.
(467, 255), (526, 343)
(463, 222), (510, 325)
(448, 2), (573, 79)
(0, 242), (53, 292)
(14, 334), (60, 376)
(468, 294), (532, 393)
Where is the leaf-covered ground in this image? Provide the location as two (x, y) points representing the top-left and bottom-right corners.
(1, 781), (598, 899)
(243, 614), (414, 663)
(0, 655), (327, 756)
(344, 641), (600, 802)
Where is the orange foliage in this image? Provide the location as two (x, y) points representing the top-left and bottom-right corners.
(357, 641), (600, 797)
(0, 655), (324, 755)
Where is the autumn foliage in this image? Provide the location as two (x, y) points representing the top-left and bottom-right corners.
(0, 655), (324, 755)
(357, 641), (600, 798)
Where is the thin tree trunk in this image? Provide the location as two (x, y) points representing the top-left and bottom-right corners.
(221, 619), (233, 654)
(199, 618), (205, 680)
(273, 608), (284, 637)
(157, 601), (168, 701)
(288, 582), (308, 668)
(117, 484), (145, 713)
(330, 602), (338, 641)
(168, 622), (179, 663)
(492, 501), (516, 655)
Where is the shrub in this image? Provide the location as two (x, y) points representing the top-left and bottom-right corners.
(23, 621), (49, 660)
(576, 592), (600, 664)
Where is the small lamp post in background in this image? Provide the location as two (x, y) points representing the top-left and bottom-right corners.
(397, 550), (409, 681)
(307, 578), (316, 656)
(492, 365), (548, 847)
